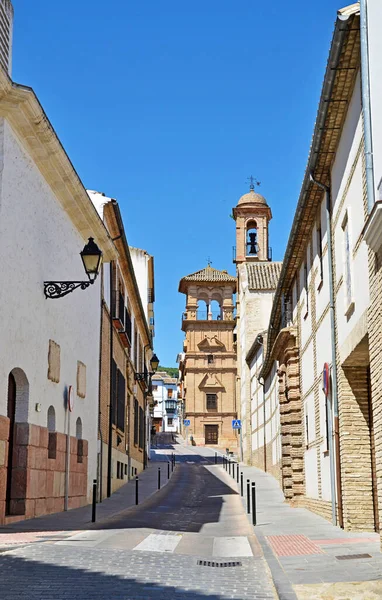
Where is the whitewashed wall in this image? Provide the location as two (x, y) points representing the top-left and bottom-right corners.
(0, 119), (101, 499)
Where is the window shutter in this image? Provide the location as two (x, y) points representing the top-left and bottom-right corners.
(117, 371), (126, 432)
(134, 398), (139, 445)
(112, 360), (117, 426)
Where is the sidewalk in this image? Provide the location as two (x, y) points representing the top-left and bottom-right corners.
(0, 451), (174, 547)
(223, 461), (382, 599)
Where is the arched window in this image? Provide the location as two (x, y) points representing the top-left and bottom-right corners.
(76, 417), (83, 463)
(246, 220), (258, 256)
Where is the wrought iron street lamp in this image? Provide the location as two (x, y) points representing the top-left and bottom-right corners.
(44, 237), (102, 299)
(135, 353), (160, 382)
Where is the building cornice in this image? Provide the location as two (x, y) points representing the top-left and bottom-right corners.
(0, 69), (116, 261)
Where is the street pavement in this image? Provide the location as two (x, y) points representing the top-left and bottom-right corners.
(0, 440), (277, 600)
(223, 458), (382, 600)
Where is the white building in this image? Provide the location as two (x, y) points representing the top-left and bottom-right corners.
(248, 3), (382, 533)
(151, 372), (179, 433)
(0, 4), (115, 524)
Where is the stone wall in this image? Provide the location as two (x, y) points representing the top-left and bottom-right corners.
(0, 417), (88, 524)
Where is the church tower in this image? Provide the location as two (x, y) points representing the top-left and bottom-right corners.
(233, 182), (281, 464)
(233, 180), (272, 265)
(179, 266), (238, 448)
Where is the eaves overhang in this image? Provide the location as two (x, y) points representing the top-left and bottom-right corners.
(260, 7), (360, 380)
(0, 69), (116, 261)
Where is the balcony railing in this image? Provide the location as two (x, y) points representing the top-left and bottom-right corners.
(196, 311), (222, 320)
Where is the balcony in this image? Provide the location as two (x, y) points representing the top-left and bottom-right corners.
(165, 400), (177, 414)
(113, 291), (125, 331)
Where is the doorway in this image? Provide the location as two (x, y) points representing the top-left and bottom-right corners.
(6, 373), (16, 515)
(205, 424), (219, 445)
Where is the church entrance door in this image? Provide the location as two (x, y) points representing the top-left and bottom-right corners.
(205, 424), (219, 445)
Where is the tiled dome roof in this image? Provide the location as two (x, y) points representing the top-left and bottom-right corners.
(238, 189), (268, 206)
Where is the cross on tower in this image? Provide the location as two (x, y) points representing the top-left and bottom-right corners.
(246, 175), (261, 191)
(207, 257), (213, 267)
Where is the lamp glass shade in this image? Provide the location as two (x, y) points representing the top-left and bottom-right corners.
(150, 353), (159, 373)
(80, 237), (102, 281)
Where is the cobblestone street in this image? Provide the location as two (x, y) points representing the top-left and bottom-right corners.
(0, 445), (276, 600)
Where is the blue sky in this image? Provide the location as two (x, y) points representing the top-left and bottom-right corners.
(12, 0), (342, 366)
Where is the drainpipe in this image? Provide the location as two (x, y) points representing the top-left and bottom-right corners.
(107, 261), (114, 497)
(360, 0), (375, 214)
(310, 174), (343, 528)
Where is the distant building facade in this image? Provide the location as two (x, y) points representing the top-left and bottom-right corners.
(151, 372), (179, 433)
(179, 266), (237, 448)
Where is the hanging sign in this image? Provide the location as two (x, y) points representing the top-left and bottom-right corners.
(68, 385), (74, 412)
(322, 363), (330, 397)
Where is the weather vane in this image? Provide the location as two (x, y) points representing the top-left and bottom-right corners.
(246, 175), (261, 191)
(207, 257), (213, 267)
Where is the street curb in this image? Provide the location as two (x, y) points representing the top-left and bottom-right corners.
(218, 463), (297, 600)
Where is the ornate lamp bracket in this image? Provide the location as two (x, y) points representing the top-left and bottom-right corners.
(44, 280), (94, 299)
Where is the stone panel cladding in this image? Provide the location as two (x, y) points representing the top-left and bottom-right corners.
(337, 366), (375, 531)
(275, 330), (304, 502)
(367, 246), (382, 543)
(0, 417), (88, 525)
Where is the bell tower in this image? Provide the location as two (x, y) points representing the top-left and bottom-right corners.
(179, 265), (237, 448)
(232, 180), (272, 265)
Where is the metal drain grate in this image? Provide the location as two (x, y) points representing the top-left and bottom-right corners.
(336, 554), (372, 560)
(197, 560), (242, 568)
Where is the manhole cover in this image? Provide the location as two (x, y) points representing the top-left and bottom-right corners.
(336, 554), (371, 560)
(197, 560), (242, 568)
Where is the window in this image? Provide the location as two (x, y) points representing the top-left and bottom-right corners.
(207, 354), (214, 364)
(168, 418), (173, 426)
(125, 307), (132, 342)
(206, 394), (217, 410)
(138, 406), (144, 449)
(134, 326), (138, 370)
(304, 260), (309, 316)
(134, 398), (139, 446)
(117, 370), (126, 432)
(168, 389), (173, 399)
(124, 464), (128, 476)
(152, 385), (158, 392)
(342, 212), (353, 312)
(317, 225), (323, 283)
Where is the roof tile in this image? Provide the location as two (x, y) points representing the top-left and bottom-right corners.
(246, 262), (282, 290)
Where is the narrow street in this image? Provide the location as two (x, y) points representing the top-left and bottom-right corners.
(0, 443), (276, 600)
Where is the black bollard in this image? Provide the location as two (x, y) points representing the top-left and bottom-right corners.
(228, 460), (231, 476)
(171, 457), (174, 472)
(135, 476), (139, 505)
(91, 479), (97, 522)
(240, 472), (244, 496)
(236, 464), (239, 484)
(158, 467), (161, 489)
(252, 482), (257, 526)
(215, 452), (217, 465)
(247, 479), (250, 514)
(167, 462), (170, 479)
(232, 462), (235, 479)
